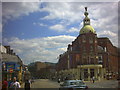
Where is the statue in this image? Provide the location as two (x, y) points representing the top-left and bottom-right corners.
(85, 7), (87, 11)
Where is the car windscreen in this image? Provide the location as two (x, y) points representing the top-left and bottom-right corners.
(76, 81), (85, 86)
(70, 82), (76, 85)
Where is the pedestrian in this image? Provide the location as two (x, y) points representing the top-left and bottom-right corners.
(92, 76), (95, 83)
(65, 77), (68, 80)
(2, 77), (8, 90)
(58, 78), (61, 83)
(24, 79), (31, 90)
(8, 78), (12, 88)
(10, 77), (21, 89)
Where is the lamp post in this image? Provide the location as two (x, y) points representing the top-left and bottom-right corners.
(107, 52), (110, 80)
(104, 47), (110, 80)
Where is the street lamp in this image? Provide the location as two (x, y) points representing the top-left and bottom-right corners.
(105, 47), (110, 80)
(107, 52), (110, 80)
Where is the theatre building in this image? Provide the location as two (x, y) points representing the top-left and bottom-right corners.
(56, 7), (119, 81)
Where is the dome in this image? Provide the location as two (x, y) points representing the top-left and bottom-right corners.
(80, 25), (96, 34)
(79, 7), (96, 35)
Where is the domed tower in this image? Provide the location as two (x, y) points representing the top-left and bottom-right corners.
(79, 7), (98, 65)
(80, 7), (96, 34)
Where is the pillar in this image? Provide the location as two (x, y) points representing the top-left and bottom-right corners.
(98, 68), (100, 81)
(88, 68), (90, 81)
(81, 68), (84, 80)
(95, 68), (97, 80)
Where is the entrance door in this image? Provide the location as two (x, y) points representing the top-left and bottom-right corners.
(90, 69), (94, 78)
(84, 69), (88, 81)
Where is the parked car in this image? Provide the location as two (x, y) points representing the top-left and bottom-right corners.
(60, 80), (88, 90)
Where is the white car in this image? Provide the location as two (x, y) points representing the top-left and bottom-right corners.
(60, 80), (88, 90)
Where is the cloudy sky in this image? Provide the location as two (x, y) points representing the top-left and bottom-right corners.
(2, 2), (118, 64)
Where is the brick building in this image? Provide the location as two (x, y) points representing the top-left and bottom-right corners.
(56, 7), (119, 81)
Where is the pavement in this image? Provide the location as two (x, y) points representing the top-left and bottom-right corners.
(85, 80), (118, 88)
(21, 79), (60, 88)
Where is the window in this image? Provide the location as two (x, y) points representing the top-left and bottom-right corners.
(98, 55), (103, 64)
(90, 46), (93, 51)
(82, 36), (86, 43)
(83, 47), (86, 52)
(84, 69), (88, 79)
(90, 69), (94, 78)
(89, 37), (93, 43)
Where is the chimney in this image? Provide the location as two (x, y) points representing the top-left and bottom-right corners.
(10, 50), (13, 55)
(13, 53), (16, 55)
(4, 46), (11, 54)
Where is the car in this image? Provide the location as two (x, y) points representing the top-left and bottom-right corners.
(60, 80), (88, 90)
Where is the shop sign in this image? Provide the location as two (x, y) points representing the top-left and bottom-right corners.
(6, 62), (15, 70)
(9, 68), (13, 73)
(15, 64), (20, 71)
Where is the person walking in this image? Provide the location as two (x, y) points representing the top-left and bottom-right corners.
(10, 77), (21, 89)
(24, 79), (31, 90)
(58, 78), (61, 83)
(92, 76), (95, 83)
(2, 77), (8, 90)
(8, 78), (12, 88)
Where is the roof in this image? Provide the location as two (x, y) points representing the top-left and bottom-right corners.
(2, 53), (23, 65)
(65, 80), (83, 83)
(80, 25), (96, 34)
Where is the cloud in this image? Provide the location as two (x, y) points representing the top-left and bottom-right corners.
(40, 2), (118, 38)
(98, 31), (117, 37)
(33, 22), (47, 27)
(0, 24), (1, 30)
(2, 2), (118, 64)
(3, 35), (76, 64)
(67, 27), (79, 33)
(40, 2), (84, 23)
(2, 2), (41, 23)
(49, 24), (65, 32)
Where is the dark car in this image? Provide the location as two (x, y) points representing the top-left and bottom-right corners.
(60, 80), (88, 90)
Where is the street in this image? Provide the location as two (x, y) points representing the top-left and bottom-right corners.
(21, 79), (118, 88)
(21, 79), (60, 88)
(85, 80), (118, 88)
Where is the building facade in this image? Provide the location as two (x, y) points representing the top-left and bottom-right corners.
(1, 45), (23, 83)
(56, 7), (119, 81)
(28, 62), (56, 79)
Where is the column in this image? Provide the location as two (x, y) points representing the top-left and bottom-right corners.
(81, 68), (84, 80)
(88, 68), (90, 81)
(95, 68), (97, 80)
(98, 68), (100, 81)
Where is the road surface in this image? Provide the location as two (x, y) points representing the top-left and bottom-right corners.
(21, 79), (118, 88)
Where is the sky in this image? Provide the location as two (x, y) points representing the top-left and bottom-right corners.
(2, 2), (118, 64)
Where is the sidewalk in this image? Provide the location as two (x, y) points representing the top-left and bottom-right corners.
(85, 80), (118, 88)
(21, 83), (25, 88)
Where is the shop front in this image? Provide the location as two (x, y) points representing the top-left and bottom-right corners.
(2, 62), (22, 82)
(77, 64), (105, 81)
